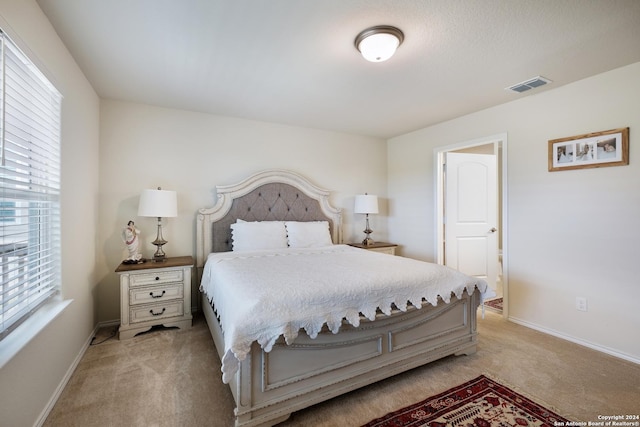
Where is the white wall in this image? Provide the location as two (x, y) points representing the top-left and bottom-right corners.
(0, 1), (100, 426)
(98, 100), (388, 321)
(388, 62), (640, 362)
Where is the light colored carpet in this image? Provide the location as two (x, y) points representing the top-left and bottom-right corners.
(43, 311), (640, 427)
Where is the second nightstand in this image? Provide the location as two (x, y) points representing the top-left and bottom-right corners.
(115, 256), (194, 339)
(347, 242), (398, 255)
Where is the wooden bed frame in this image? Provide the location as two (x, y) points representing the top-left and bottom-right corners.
(196, 169), (481, 427)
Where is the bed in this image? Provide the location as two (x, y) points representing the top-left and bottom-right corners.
(196, 169), (489, 427)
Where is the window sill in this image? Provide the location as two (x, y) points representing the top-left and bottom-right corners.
(0, 298), (73, 369)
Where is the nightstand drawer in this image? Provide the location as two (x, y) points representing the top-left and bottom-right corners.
(129, 270), (184, 287)
(367, 246), (396, 255)
(347, 242), (397, 256)
(129, 283), (184, 305)
(129, 301), (184, 324)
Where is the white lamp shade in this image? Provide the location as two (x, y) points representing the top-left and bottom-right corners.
(354, 194), (379, 214)
(358, 32), (400, 62)
(138, 189), (178, 218)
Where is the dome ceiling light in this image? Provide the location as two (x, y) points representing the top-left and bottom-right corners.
(354, 25), (404, 62)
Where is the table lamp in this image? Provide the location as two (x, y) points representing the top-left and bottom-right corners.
(354, 194), (379, 246)
(138, 187), (177, 261)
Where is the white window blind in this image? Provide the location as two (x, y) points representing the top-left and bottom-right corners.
(0, 29), (62, 341)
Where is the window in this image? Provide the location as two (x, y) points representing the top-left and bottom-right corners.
(0, 29), (62, 341)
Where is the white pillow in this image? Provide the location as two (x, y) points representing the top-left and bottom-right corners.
(285, 221), (333, 248)
(230, 221), (288, 251)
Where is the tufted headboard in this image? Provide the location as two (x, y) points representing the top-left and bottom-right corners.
(196, 169), (342, 268)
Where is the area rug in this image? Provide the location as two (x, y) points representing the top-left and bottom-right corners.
(362, 375), (569, 427)
(484, 297), (503, 312)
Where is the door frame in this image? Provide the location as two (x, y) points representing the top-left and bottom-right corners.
(434, 133), (509, 318)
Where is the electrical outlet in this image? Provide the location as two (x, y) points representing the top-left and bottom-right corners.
(575, 297), (588, 312)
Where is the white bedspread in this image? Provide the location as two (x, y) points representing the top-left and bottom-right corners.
(200, 244), (490, 383)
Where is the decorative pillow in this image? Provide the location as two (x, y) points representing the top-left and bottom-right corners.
(285, 221), (333, 248)
(230, 221), (288, 251)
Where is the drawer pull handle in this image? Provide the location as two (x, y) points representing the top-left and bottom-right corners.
(149, 308), (166, 316)
(155, 276), (160, 281)
(149, 290), (166, 299)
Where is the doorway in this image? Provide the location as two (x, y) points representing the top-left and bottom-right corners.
(434, 134), (508, 317)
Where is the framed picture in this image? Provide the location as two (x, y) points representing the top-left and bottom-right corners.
(548, 127), (629, 172)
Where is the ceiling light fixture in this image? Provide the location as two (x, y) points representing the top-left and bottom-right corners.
(354, 25), (404, 62)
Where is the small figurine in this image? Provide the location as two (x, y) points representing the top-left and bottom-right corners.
(122, 220), (144, 264)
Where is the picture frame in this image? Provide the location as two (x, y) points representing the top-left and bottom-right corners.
(548, 127), (629, 172)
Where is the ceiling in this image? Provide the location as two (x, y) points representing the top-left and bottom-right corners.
(37, 0), (640, 139)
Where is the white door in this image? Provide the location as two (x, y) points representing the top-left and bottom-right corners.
(444, 152), (498, 288)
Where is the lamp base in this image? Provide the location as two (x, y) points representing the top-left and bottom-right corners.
(151, 218), (168, 262)
(153, 253), (167, 262)
(362, 215), (374, 246)
(151, 240), (167, 262)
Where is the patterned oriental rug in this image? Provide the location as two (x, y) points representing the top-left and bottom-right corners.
(484, 297), (503, 312)
(362, 375), (570, 427)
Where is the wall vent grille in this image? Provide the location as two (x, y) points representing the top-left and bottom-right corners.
(506, 76), (552, 93)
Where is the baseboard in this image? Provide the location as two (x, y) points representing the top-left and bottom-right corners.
(97, 319), (121, 328)
(508, 316), (640, 365)
(34, 319), (120, 427)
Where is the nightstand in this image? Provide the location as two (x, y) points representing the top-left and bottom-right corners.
(115, 256), (194, 340)
(347, 242), (398, 255)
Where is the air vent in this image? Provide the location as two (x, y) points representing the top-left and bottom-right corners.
(506, 76), (552, 93)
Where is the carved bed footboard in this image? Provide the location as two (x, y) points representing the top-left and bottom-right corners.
(202, 289), (480, 427)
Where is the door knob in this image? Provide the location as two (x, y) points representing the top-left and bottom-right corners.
(489, 227), (497, 233)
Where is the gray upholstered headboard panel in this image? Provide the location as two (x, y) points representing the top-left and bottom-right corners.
(211, 182), (335, 252)
(196, 169), (343, 268)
